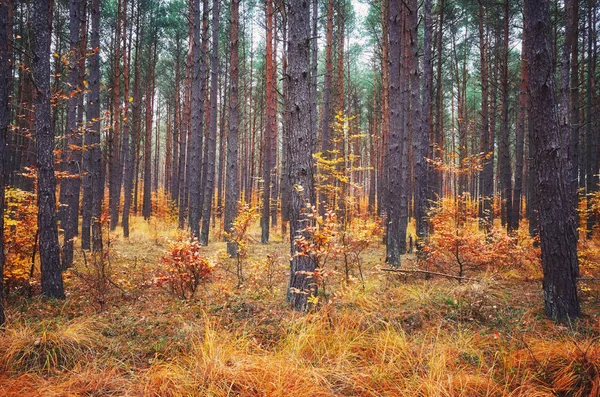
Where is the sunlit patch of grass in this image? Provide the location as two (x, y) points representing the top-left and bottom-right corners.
(0, 318), (104, 373)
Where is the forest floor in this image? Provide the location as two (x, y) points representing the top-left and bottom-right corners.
(1, 215), (599, 396)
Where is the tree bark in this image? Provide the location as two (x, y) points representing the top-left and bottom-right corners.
(287, 0), (316, 311)
(0, 0), (13, 325)
(385, 0), (403, 266)
(199, 0), (220, 246)
(33, 0), (65, 299)
(525, 0), (580, 322)
(261, 0), (275, 244)
(225, 0), (240, 257)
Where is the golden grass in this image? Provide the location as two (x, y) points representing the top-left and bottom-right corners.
(1, 215), (598, 396)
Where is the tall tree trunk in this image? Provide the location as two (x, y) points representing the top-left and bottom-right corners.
(199, 0), (220, 246)
(411, 0), (427, 245)
(287, 0), (316, 311)
(89, 0), (103, 252)
(280, 4), (290, 229)
(585, 0), (597, 236)
(385, 0), (403, 266)
(122, 0), (140, 237)
(109, 0), (123, 231)
(142, 37), (157, 220)
(512, 15), (528, 232)
(525, 0), (580, 322)
(499, 0), (513, 231)
(569, 0), (580, 213)
(0, 0), (13, 325)
(59, 0), (84, 266)
(225, 0), (240, 257)
(33, 0), (65, 299)
(188, 0), (208, 237)
(319, 0), (334, 216)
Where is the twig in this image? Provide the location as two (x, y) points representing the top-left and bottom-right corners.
(380, 268), (482, 282)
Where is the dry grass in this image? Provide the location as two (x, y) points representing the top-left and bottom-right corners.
(1, 215), (599, 396)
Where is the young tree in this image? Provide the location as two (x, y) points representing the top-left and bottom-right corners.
(287, 0), (316, 311)
(225, 0), (240, 257)
(32, 0), (65, 299)
(525, 0), (580, 322)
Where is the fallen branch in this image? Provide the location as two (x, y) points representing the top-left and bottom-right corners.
(380, 268), (482, 283)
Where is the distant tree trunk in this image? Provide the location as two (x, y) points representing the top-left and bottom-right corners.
(142, 37), (157, 220)
(188, 0), (208, 238)
(432, 0), (445, 201)
(199, 0), (220, 246)
(179, 4), (194, 229)
(385, 0), (403, 266)
(410, 0), (427, 245)
(499, 0), (513, 231)
(225, 0), (240, 257)
(122, 1), (140, 238)
(585, 0), (597, 236)
(280, 6), (290, 228)
(88, 0), (103, 252)
(109, 0), (123, 231)
(0, 0), (13, 325)
(261, 0), (275, 244)
(379, 0), (390, 216)
(568, 0), (580, 211)
(319, 0), (334, 216)
(287, 0), (316, 311)
(171, 35), (183, 204)
(58, 0), (84, 266)
(512, 17), (528, 231)
(33, 0), (65, 299)
(525, 0), (580, 322)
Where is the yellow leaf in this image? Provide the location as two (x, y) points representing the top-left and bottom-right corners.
(53, 52), (59, 58)
(129, 97), (134, 103)
(83, 80), (88, 87)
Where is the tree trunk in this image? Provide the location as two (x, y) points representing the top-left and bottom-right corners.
(0, 0), (13, 325)
(199, 0), (220, 246)
(261, 0), (275, 243)
(499, 0), (513, 231)
(225, 0), (240, 257)
(59, 0), (84, 266)
(385, 0), (403, 266)
(525, 0), (580, 322)
(122, 0), (140, 237)
(142, 37), (157, 220)
(512, 14), (528, 232)
(109, 0), (123, 231)
(33, 0), (65, 299)
(287, 0), (316, 311)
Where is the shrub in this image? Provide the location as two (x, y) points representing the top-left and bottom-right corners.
(156, 240), (214, 299)
(424, 195), (540, 279)
(3, 188), (37, 292)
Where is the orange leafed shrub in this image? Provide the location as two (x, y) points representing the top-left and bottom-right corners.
(3, 188), (37, 291)
(156, 240), (214, 299)
(424, 195), (540, 278)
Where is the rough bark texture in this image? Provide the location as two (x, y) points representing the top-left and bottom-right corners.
(33, 0), (65, 299)
(499, 0), (513, 231)
(199, 0), (220, 246)
(109, 0), (123, 231)
(0, 0), (12, 325)
(287, 0), (316, 311)
(261, 0), (275, 244)
(525, 0), (580, 322)
(512, 19), (528, 232)
(59, 0), (83, 266)
(411, 0), (427, 245)
(225, 0), (240, 257)
(385, 0), (403, 266)
(122, 1), (140, 238)
(88, 0), (103, 252)
(188, 0), (207, 238)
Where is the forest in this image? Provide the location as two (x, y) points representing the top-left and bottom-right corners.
(0, 0), (600, 395)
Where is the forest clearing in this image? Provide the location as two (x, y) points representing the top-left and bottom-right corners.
(1, 0), (600, 395)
